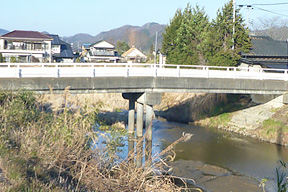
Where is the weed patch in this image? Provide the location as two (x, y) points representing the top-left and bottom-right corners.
(0, 90), (192, 191)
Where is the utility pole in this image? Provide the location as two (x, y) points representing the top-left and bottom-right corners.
(154, 31), (158, 64)
(232, 0), (236, 50)
(239, 5), (252, 30)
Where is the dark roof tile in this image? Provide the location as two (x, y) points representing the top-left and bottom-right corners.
(1, 30), (52, 39)
(243, 36), (287, 57)
(47, 34), (61, 44)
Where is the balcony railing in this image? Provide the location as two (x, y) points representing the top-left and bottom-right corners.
(91, 51), (115, 56)
(4, 46), (47, 51)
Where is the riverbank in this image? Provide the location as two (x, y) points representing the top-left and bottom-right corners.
(154, 92), (288, 147)
(194, 95), (288, 146)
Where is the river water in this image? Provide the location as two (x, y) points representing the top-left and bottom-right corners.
(146, 117), (288, 191)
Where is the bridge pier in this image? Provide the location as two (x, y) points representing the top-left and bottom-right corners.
(122, 92), (161, 166)
(136, 102), (144, 137)
(145, 104), (154, 141)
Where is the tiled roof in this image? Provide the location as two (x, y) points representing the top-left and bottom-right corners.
(53, 41), (74, 58)
(122, 47), (137, 57)
(1, 30), (52, 39)
(47, 34), (61, 44)
(242, 36), (287, 57)
(83, 44), (91, 48)
(60, 41), (74, 58)
(122, 47), (146, 57)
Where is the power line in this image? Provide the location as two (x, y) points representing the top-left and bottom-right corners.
(253, 6), (288, 17)
(252, 3), (288, 6)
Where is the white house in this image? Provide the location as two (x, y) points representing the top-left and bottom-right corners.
(121, 47), (147, 63)
(82, 40), (121, 62)
(0, 30), (53, 62)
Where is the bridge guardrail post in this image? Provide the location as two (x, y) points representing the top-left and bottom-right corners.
(206, 66), (209, 78)
(126, 64), (129, 77)
(177, 65), (180, 78)
(260, 68), (263, 80)
(234, 67), (236, 79)
(56, 64), (60, 78)
(18, 69), (22, 78)
(285, 70), (288, 81)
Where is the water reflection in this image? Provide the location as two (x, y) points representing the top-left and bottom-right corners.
(136, 137), (144, 168)
(126, 134), (153, 168)
(145, 140), (152, 168)
(152, 117), (288, 191)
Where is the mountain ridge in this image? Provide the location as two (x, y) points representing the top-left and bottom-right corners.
(0, 22), (165, 53)
(63, 22), (166, 53)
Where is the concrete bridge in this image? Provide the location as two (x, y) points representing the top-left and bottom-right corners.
(1, 63), (288, 94)
(1, 63), (288, 153)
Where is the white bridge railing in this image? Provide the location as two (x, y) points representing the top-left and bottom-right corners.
(0, 63), (287, 81)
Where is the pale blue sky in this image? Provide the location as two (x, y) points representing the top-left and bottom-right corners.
(1, 0), (288, 36)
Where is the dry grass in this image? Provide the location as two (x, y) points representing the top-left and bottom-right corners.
(162, 93), (228, 123)
(0, 89), (195, 191)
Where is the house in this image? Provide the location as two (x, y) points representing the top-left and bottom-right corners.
(121, 46), (147, 63)
(0, 30), (53, 62)
(48, 34), (74, 63)
(240, 36), (288, 70)
(82, 40), (120, 62)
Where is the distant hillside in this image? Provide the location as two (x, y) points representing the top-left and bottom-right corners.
(0, 29), (9, 35)
(63, 22), (166, 53)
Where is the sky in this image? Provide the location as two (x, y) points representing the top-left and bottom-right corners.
(1, 0), (288, 37)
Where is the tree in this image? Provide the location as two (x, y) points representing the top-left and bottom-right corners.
(0, 53), (4, 63)
(148, 43), (155, 62)
(161, 9), (183, 64)
(252, 17), (288, 41)
(176, 5), (210, 65)
(162, 4), (210, 65)
(116, 41), (130, 56)
(162, 1), (251, 67)
(205, 0), (251, 66)
(10, 56), (16, 63)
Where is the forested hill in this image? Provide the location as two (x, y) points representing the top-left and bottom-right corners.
(63, 22), (166, 53)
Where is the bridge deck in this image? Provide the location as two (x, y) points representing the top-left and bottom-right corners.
(0, 63), (287, 94)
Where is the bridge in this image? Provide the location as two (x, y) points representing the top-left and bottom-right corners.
(1, 63), (288, 148)
(0, 63), (288, 94)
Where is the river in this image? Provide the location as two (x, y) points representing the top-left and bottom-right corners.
(139, 117), (288, 191)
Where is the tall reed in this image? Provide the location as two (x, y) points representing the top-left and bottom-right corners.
(0, 90), (194, 191)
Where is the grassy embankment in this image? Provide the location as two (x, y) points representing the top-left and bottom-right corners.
(0, 89), (194, 191)
(195, 94), (288, 146)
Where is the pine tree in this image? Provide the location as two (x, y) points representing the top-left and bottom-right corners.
(161, 9), (183, 64)
(162, 1), (251, 66)
(162, 4), (210, 65)
(176, 5), (210, 65)
(205, 0), (251, 66)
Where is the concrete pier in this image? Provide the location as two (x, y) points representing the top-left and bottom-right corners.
(128, 99), (136, 134)
(122, 93), (143, 135)
(136, 102), (144, 137)
(145, 104), (154, 141)
(122, 92), (161, 167)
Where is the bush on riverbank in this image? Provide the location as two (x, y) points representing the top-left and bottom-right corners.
(0, 90), (186, 191)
